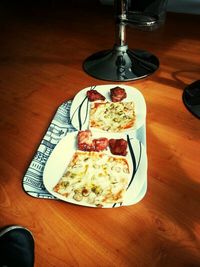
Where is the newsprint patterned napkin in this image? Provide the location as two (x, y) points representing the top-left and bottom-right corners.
(23, 100), (146, 200)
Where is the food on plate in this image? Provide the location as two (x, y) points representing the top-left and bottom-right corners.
(53, 151), (130, 206)
(109, 138), (128, 156)
(93, 137), (109, 152)
(77, 130), (127, 155)
(110, 87), (127, 102)
(77, 130), (95, 151)
(77, 130), (109, 152)
(89, 101), (135, 132)
(87, 89), (105, 102)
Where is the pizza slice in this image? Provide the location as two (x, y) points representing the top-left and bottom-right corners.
(53, 151), (130, 206)
(89, 101), (136, 132)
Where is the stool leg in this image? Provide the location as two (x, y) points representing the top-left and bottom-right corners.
(83, 0), (160, 81)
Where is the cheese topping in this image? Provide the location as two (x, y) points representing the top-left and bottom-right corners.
(53, 151), (130, 206)
(89, 102), (136, 132)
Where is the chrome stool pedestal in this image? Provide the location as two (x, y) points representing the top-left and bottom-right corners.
(83, 0), (165, 82)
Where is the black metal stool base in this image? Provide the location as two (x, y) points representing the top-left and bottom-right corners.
(83, 45), (159, 82)
(182, 80), (200, 119)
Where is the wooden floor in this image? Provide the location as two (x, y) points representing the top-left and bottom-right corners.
(0, 1), (200, 267)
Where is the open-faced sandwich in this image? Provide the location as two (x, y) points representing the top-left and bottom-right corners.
(87, 87), (136, 132)
(53, 150), (129, 206)
(53, 130), (130, 207)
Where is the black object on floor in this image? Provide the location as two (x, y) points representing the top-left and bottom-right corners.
(182, 80), (200, 119)
(0, 225), (34, 267)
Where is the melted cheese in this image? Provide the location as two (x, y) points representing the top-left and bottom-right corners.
(53, 151), (130, 206)
(89, 102), (136, 132)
